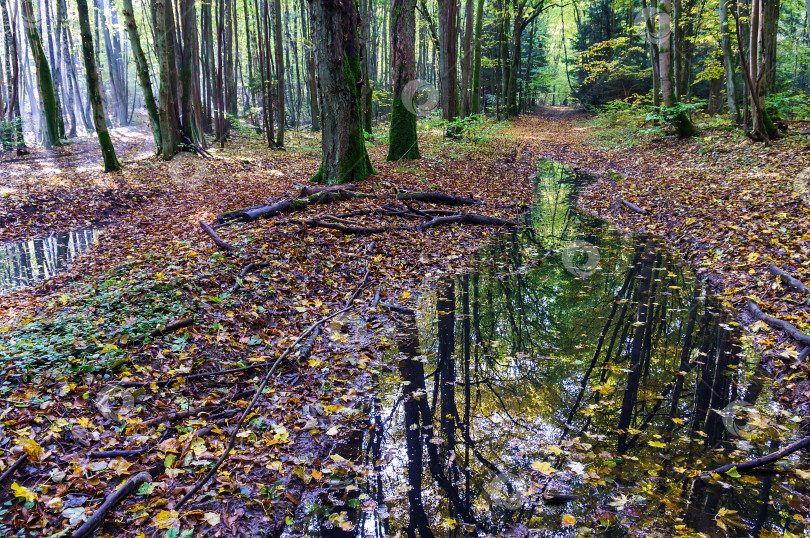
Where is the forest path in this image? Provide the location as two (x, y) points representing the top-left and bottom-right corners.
(509, 111), (810, 416)
(0, 123), (535, 536)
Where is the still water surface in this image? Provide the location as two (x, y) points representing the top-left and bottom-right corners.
(287, 161), (809, 537)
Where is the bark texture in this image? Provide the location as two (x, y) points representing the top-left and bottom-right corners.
(386, 0), (420, 161)
(308, 0), (375, 184)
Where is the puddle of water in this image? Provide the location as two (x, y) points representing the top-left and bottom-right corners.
(284, 161), (809, 537)
(0, 229), (101, 294)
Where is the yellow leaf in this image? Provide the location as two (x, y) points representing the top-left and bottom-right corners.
(203, 512), (221, 526)
(747, 252), (759, 262)
(11, 482), (38, 502)
(330, 454), (346, 463)
(154, 510), (180, 529)
(17, 439), (43, 462)
(531, 461), (556, 475)
(562, 514), (576, 527)
(648, 441), (667, 448)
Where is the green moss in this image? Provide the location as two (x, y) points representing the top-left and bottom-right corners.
(291, 198), (308, 210)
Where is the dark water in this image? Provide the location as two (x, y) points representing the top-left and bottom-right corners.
(286, 161), (809, 537)
(0, 229), (101, 294)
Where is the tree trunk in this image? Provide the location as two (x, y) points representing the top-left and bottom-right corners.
(299, 0), (319, 130)
(359, 0), (372, 133)
(21, 0), (62, 148)
(76, 0), (121, 171)
(459, 0), (473, 116)
(658, 0), (697, 138)
(153, 0), (181, 157)
(0, 0), (25, 149)
(470, 0), (483, 113)
(386, 0), (419, 160)
(121, 0), (162, 153)
(438, 0), (458, 128)
(718, 0), (740, 122)
(273, 0), (285, 146)
(308, 0), (375, 184)
(180, 0), (205, 147)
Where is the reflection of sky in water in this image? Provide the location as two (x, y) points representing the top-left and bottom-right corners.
(283, 161), (809, 537)
(0, 229), (101, 294)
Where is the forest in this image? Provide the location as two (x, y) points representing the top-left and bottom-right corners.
(0, 0), (809, 535)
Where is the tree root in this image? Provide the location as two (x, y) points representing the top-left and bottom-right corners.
(703, 434), (810, 477)
(748, 299), (810, 346)
(769, 264), (810, 295)
(0, 455), (27, 487)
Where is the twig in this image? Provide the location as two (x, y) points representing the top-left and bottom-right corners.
(70, 471), (152, 538)
(748, 299), (810, 346)
(175, 303), (360, 510)
(231, 262), (270, 293)
(200, 221), (238, 251)
(703, 434), (810, 477)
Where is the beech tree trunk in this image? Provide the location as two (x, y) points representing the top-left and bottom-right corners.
(438, 0), (458, 126)
(0, 0), (25, 149)
(386, 0), (419, 161)
(21, 0), (62, 148)
(308, 0), (375, 184)
(718, 0), (740, 122)
(153, 0), (181, 157)
(273, 0), (285, 147)
(658, 0), (697, 138)
(76, 0), (120, 171)
(470, 0), (484, 113)
(121, 0), (162, 153)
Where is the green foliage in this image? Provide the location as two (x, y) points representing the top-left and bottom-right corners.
(645, 101), (707, 125)
(0, 264), (195, 392)
(766, 91), (810, 120)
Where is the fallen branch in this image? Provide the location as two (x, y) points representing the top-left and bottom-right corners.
(769, 264), (810, 295)
(748, 299), (810, 346)
(621, 200), (648, 215)
(70, 471), (152, 538)
(123, 317), (194, 347)
(200, 221), (238, 251)
(293, 218), (393, 235)
(419, 213), (516, 231)
(397, 191), (480, 206)
(703, 434), (810, 477)
(0, 455), (27, 487)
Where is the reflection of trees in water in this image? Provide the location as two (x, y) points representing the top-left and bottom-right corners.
(0, 229), (100, 292)
(310, 162), (803, 537)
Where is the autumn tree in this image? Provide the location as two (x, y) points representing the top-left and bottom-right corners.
(657, 0), (697, 138)
(308, 0), (375, 184)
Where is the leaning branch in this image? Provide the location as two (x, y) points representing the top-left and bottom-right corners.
(200, 221), (238, 251)
(703, 434), (810, 477)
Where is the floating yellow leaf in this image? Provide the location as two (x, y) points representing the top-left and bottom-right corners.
(531, 461), (556, 475)
(562, 514), (576, 527)
(648, 441), (667, 448)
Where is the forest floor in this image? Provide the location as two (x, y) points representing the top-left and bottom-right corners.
(1, 109), (809, 536)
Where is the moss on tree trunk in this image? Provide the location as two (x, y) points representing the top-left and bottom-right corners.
(386, 0), (419, 161)
(21, 0), (62, 149)
(308, 0), (375, 184)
